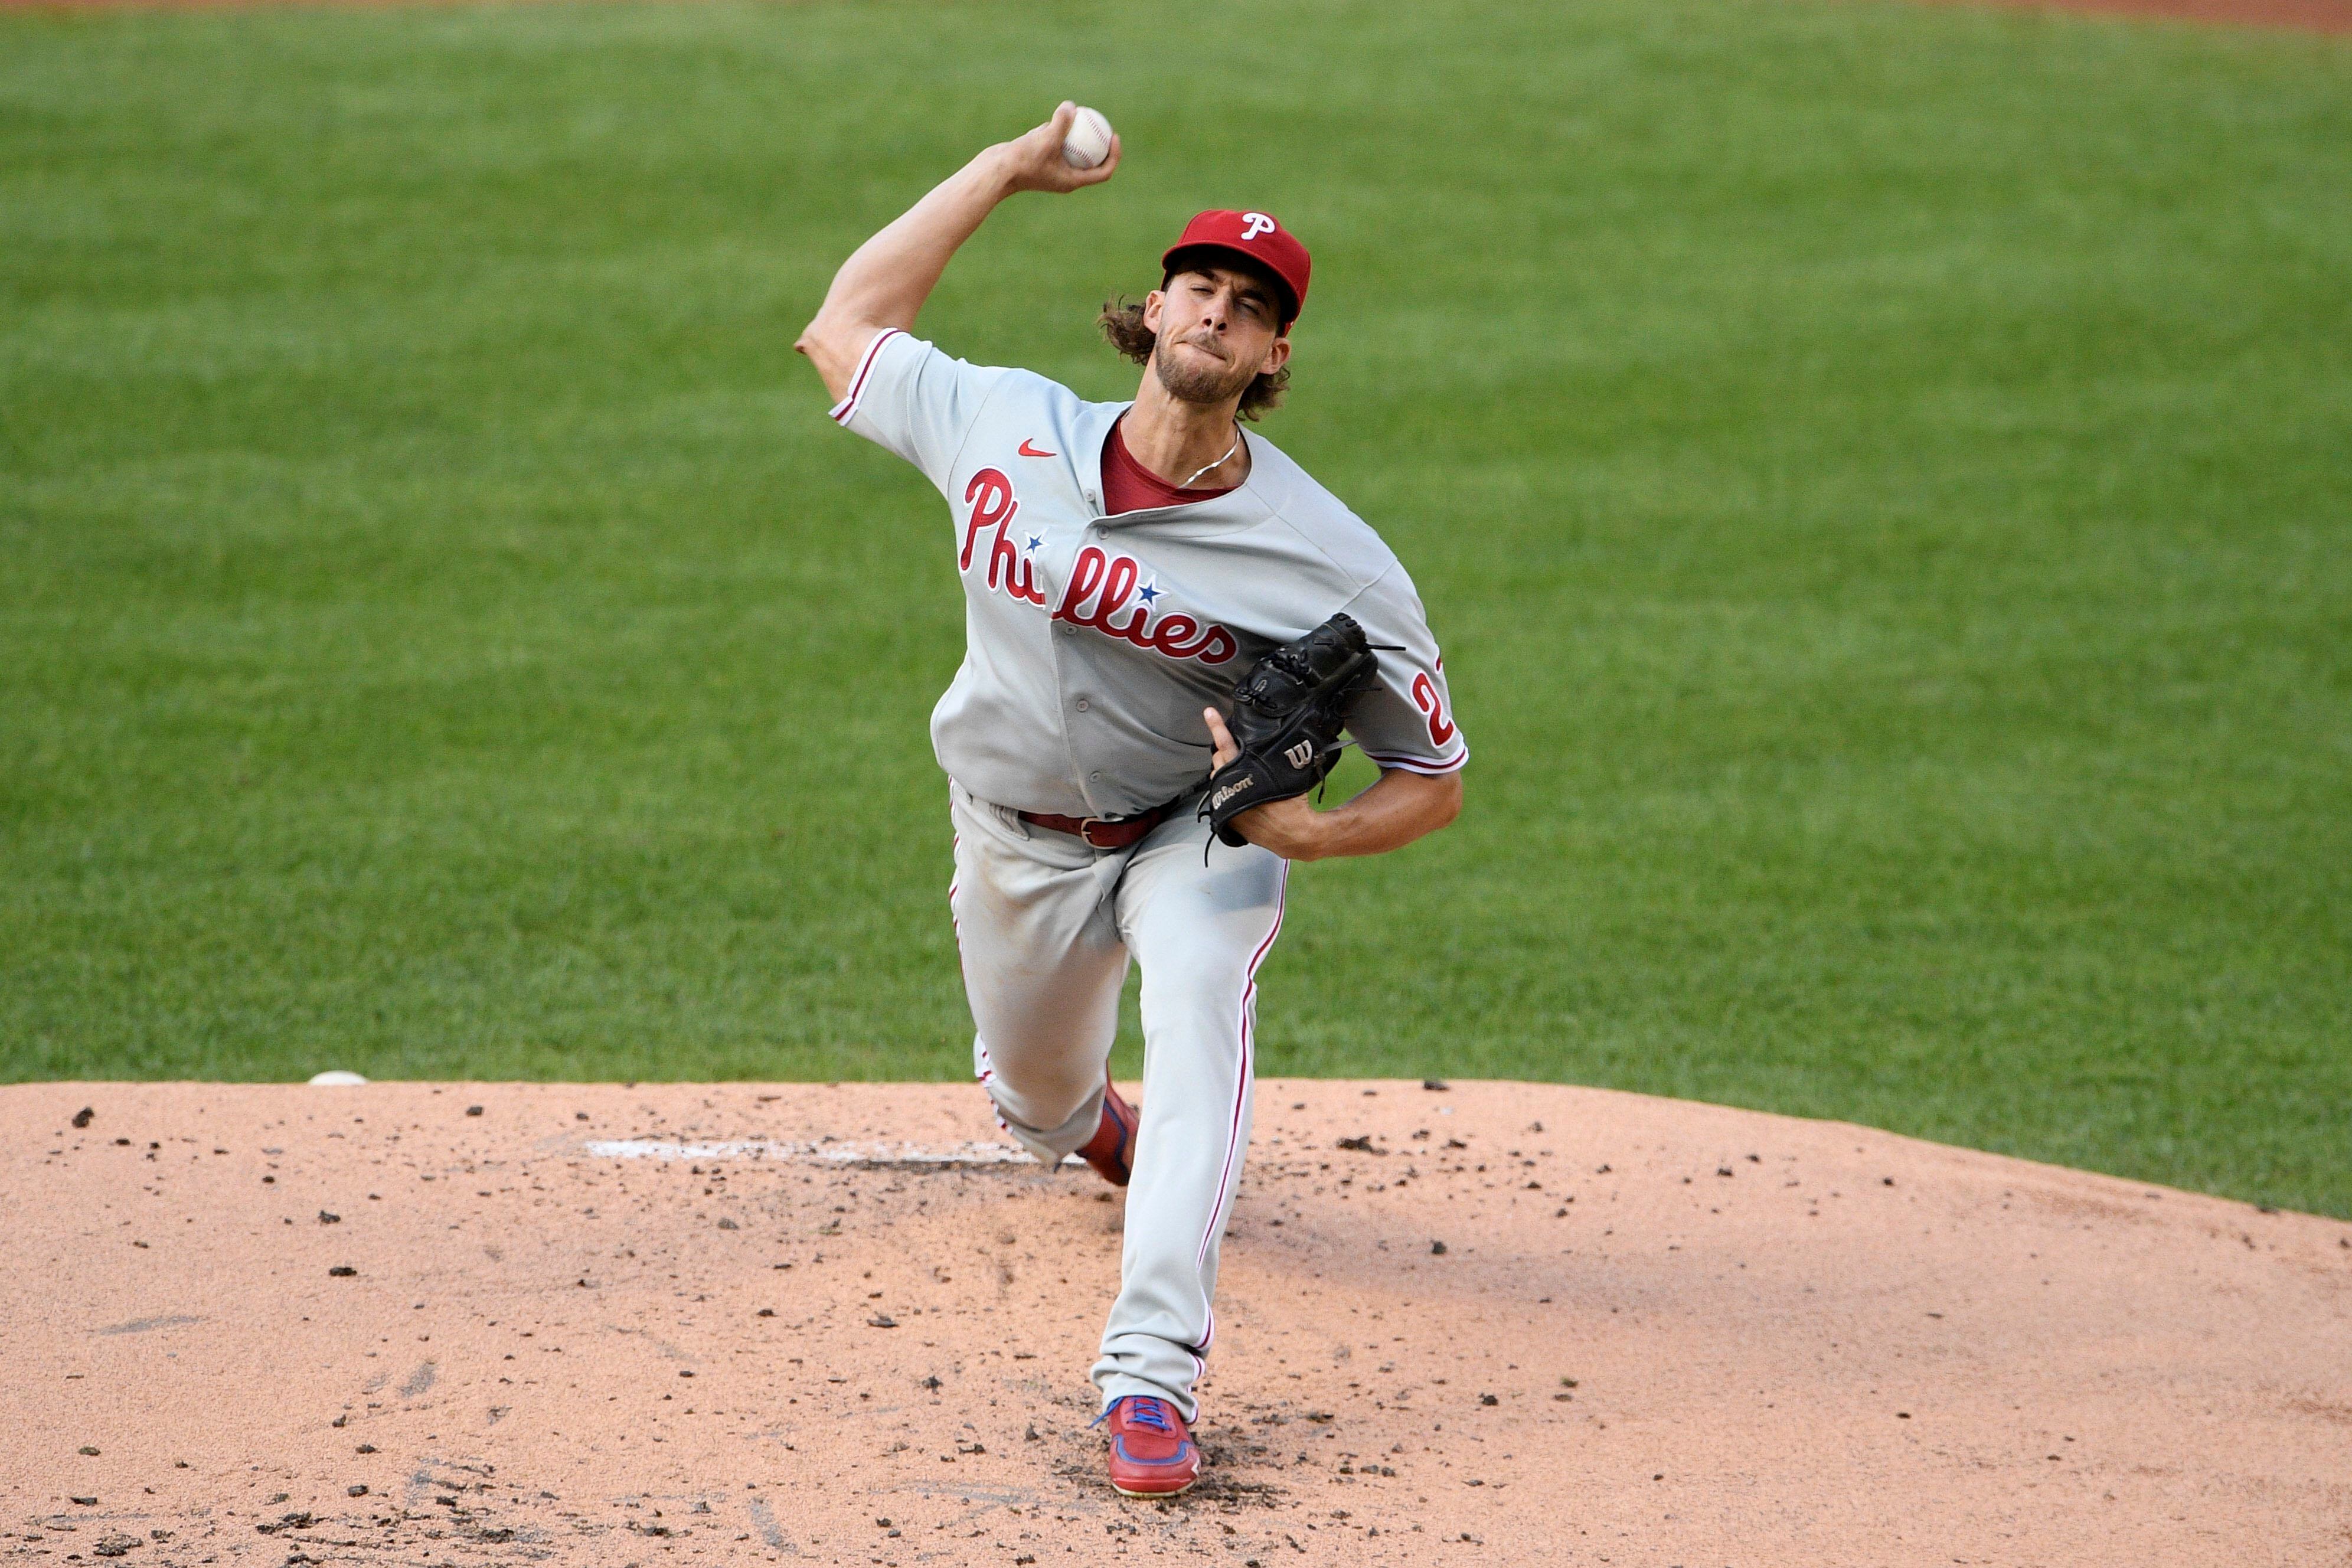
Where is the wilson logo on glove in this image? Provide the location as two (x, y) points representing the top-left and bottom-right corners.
(1208, 778), (1255, 814)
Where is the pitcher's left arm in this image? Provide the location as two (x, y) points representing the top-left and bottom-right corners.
(1202, 709), (1462, 861)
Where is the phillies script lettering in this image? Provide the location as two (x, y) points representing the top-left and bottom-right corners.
(961, 468), (1044, 605)
(1053, 547), (1238, 663)
(960, 468), (1239, 665)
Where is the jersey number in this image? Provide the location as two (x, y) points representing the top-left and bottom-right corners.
(1410, 670), (1456, 747)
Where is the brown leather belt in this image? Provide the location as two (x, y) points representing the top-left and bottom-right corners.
(1017, 802), (1175, 849)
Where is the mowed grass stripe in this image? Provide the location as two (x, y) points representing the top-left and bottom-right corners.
(2, 0), (2347, 1214)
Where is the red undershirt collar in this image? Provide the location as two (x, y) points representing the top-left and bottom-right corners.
(1101, 415), (1240, 516)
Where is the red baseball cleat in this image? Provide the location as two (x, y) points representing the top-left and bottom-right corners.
(1077, 1074), (1139, 1187)
(1100, 1395), (1201, 1497)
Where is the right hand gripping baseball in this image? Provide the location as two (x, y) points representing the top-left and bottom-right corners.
(999, 102), (1122, 195)
(1198, 614), (1382, 848)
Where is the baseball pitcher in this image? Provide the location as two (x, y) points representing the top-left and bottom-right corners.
(796, 103), (1466, 1498)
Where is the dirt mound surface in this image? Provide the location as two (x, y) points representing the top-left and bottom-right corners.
(4, 1079), (2347, 1566)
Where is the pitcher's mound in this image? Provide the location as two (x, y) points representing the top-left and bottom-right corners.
(4, 1080), (2346, 1565)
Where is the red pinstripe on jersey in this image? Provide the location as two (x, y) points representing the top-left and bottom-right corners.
(1362, 744), (1469, 775)
(828, 328), (903, 427)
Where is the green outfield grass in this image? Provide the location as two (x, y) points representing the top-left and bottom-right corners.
(4, 0), (2347, 1213)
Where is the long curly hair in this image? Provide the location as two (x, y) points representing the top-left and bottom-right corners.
(1097, 296), (1291, 422)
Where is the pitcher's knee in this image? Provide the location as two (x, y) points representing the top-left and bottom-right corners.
(981, 1050), (1102, 1136)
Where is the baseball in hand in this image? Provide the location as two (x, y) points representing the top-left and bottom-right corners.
(1061, 106), (1115, 169)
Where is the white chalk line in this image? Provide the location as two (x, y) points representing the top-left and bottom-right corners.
(584, 1138), (1079, 1168)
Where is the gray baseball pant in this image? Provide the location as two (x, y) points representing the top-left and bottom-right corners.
(947, 777), (1289, 1422)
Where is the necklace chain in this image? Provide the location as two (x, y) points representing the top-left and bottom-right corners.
(1178, 426), (1243, 489)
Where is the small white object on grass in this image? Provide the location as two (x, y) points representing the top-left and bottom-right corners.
(1061, 106), (1114, 170)
(308, 1070), (368, 1086)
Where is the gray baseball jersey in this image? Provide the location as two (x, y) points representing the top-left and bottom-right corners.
(830, 327), (1466, 817)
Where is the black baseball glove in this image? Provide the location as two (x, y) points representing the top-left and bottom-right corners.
(1197, 613), (1383, 848)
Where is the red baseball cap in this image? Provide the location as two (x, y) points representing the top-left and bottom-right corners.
(1161, 209), (1311, 329)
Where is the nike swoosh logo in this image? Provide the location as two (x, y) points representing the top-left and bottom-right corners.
(1018, 440), (1057, 458)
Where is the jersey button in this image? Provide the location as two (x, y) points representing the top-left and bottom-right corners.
(1074, 698), (1090, 712)
(1060, 623), (1076, 636)
(1089, 771), (1102, 782)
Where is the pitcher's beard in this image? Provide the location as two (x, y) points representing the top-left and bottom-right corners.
(1151, 337), (1257, 407)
